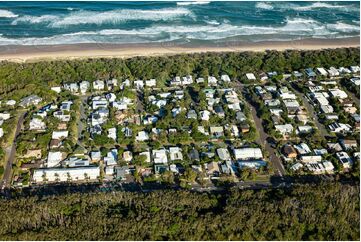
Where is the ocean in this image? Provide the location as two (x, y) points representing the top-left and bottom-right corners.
(0, 1), (359, 46)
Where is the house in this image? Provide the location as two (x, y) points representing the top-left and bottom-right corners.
(92, 99), (108, 110)
(296, 114), (309, 124)
(19, 95), (42, 107)
(231, 125), (239, 137)
(350, 66), (360, 73)
(196, 77), (205, 84)
(328, 122), (352, 133)
(320, 105), (334, 114)
(339, 139), (358, 150)
(104, 149), (118, 166)
(206, 162), (220, 176)
(344, 106), (357, 114)
(143, 115), (158, 125)
(136, 131), (149, 141)
(336, 152), (353, 169)
(217, 148), (231, 161)
(305, 68), (316, 78)
(350, 77), (360, 86)
(214, 106), (225, 117)
(106, 79), (118, 90)
(238, 160), (267, 169)
(328, 67), (339, 77)
(139, 151), (151, 163)
(208, 76), (218, 86)
(63, 83), (79, 93)
(294, 143), (312, 155)
(240, 123), (250, 133)
(64, 157), (90, 167)
(46, 151), (63, 167)
(259, 72), (268, 81)
(234, 148), (263, 160)
(300, 155), (322, 163)
(236, 111), (247, 123)
(106, 93), (117, 102)
(93, 80), (105, 90)
(174, 90), (184, 99)
(134, 80), (144, 89)
(49, 139), (61, 149)
(108, 127), (117, 141)
(312, 92), (329, 106)
(182, 75), (193, 85)
(60, 101), (73, 111)
(188, 148), (200, 162)
(282, 144), (297, 159)
(90, 151), (101, 162)
(32, 166), (100, 183)
(187, 110), (197, 119)
(51, 86), (62, 93)
(297, 126), (313, 134)
(200, 110), (211, 121)
(152, 149), (168, 164)
(115, 166), (130, 181)
(170, 76), (182, 86)
(327, 142), (343, 152)
(246, 73), (256, 81)
(221, 74), (231, 82)
(210, 126), (224, 138)
(79, 81), (90, 94)
(123, 151), (132, 162)
(53, 111), (71, 122)
(145, 79), (156, 87)
(275, 124), (293, 135)
(172, 107), (182, 117)
(29, 118), (46, 130)
(329, 89), (348, 100)
(169, 147), (183, 161)
(316, 67), (328, 76)
(52, 131), (68, 140)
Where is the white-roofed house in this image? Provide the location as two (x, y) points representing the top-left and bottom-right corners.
(246, 73), (256, 81)
(169, 147), (183, 161)
(152, 149), (168, 164)
(93, 80), (105, 90)
(233, 148), (263, 160)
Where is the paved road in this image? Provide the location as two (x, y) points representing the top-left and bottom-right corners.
(0, 111), (27, 189)
(234, 82), (286, 177)
(77, 96), (88, 144)
(290, 84), (329, 138)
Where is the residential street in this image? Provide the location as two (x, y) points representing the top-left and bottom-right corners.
(0, 111), (27, 189)
(234, 82), (286, 177)
(291, 84), (329, 138)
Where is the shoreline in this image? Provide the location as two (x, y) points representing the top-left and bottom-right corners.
(0, 37), (359, 63)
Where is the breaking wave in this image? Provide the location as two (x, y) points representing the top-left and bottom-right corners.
(11, 8), (194, 27)
(1, 17), (359, 46)
(0, 9), (18, 18)
(291, 2), (352, 11)
(255, 2), (274, 10)
(177, 1), (210, 6)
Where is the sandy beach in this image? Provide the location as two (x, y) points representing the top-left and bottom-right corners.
(0, 37), (359, 63)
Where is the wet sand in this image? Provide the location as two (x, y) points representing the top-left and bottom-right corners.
(0, 37), (358, 63)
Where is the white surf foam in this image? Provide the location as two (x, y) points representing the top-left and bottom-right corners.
(291, 2), (351, 11)
(177, 1), (210, 6)
(0, 9), (18, 18)
(12, 8), (194, 28)
(255, 2), (274, 10)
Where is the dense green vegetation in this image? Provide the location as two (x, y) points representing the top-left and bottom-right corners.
(0, 48), (359, 98)
(0, 183), (359, 240)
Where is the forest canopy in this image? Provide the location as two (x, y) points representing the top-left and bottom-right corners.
(0, 48), (359, 97)
(0, 183), (359, 241)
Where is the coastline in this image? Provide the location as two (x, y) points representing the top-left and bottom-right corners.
(0, 37), (359, 63)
